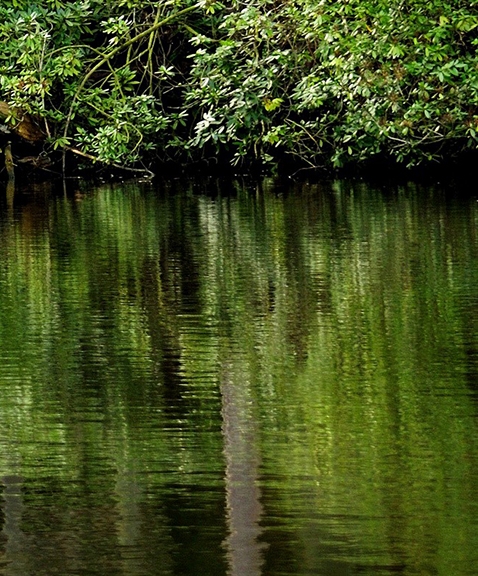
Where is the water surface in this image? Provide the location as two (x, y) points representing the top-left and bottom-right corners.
(0, 177), (476, 575)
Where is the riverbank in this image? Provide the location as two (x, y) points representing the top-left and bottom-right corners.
(3, 134), (478, 189)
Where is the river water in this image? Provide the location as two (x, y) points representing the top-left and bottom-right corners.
(0, 176), (476, 575)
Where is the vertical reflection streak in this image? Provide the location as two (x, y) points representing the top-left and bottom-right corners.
(221, 363), (265, 576)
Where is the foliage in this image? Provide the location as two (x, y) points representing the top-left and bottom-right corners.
(0, 0), (477, 170)
(0, 0), (199, 168)
(185, 0), (478, 167)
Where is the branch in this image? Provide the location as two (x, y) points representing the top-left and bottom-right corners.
(66, 147), (155, 178)
(0, 102), (44, 143)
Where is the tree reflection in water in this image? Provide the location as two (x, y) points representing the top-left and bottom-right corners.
(221, 362), (266, 576)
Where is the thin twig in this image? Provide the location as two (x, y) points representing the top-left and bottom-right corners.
(66, 146), (155, 178)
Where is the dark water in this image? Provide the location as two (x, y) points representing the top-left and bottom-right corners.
(0, 177), (476, 575)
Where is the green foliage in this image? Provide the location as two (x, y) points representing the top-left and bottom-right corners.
(0, 0), (200, 167)
(184, 0), (478, 168)
(0, 0), (477, 169)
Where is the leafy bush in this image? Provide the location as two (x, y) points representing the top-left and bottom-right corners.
(0, 0), (199, 168)
(184, 0), (478, 168)
(1, 0), (477, 171)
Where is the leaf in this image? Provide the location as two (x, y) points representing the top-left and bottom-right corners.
(263, 97), (283, 112)
(52, 136), (71, 150)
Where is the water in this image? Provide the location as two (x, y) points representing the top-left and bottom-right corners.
(0, 176), (476, 575)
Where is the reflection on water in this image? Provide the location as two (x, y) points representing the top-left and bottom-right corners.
(222, 362), (265, 576)
(0, 177), (476, 575)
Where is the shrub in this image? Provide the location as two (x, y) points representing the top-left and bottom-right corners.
(1, 0), (477, 172)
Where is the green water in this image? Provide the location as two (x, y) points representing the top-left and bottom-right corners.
(0, 177), (476, 575)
